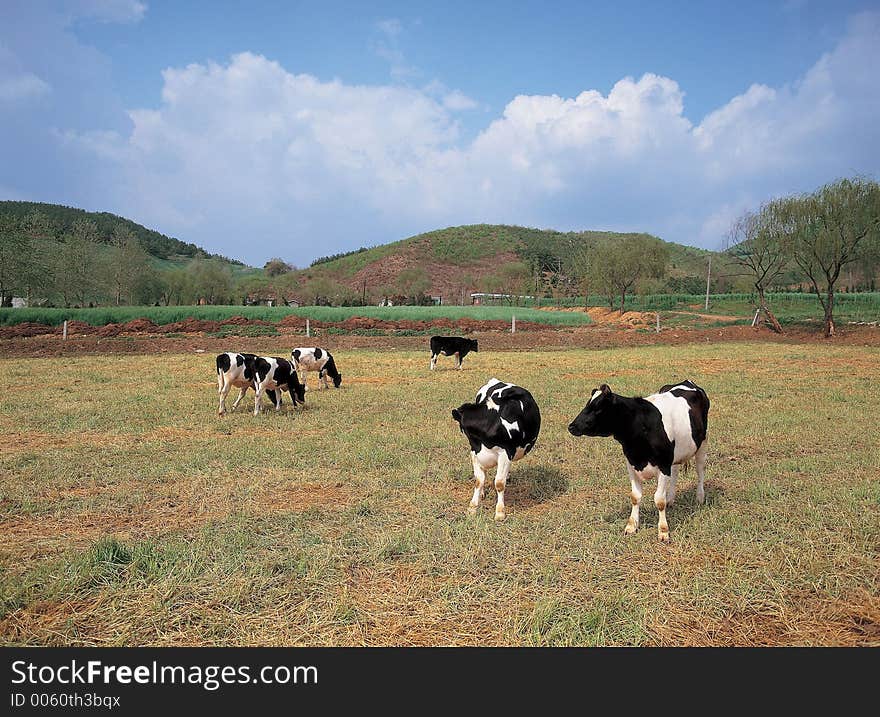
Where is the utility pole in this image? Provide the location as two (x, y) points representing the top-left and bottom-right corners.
(704, 255), (712, 311)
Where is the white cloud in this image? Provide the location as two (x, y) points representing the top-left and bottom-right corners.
(0, 71), (50, 103)
(68, 0), (147, 24)
(375, 18), (402, 37)
(35, 11), (880, 264)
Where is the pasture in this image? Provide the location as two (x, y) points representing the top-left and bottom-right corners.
(1, 342), (878, 646)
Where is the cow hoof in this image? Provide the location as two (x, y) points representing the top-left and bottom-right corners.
(696, 490), (705, 505)
(494, 508), (506, 521)
(624, 521), (638, 535)
(466, 505), (478, 516)
(658, 531), (670, 543)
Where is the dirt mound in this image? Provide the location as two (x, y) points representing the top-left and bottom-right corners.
(0, 322), (57, 338)
(586, 307), (655, 328)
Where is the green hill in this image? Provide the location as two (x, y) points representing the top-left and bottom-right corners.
(293, 224), (731, 300)
(0, 201), (245, 268)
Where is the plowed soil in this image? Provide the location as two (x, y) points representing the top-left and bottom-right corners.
(1, 322), (878, 358)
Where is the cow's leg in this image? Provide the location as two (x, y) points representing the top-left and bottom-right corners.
(253, 383), (264, 416)
(694, 442), (708, 505)
(218, 376), (230, 416)
(456, 352), (463, 370)
(230, 385), (248, 411)
(655, 472), (671, 542)
(430, 353), (437, 370)
(272, 387), (282, 411)
(494, 451), (511, 521)
(625, 464), (643, 535)
(668, 464), (679, 506)
(319, 369), (329, 389)
(467, 453), (486, 515)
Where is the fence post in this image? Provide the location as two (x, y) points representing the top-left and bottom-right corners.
(306, 318), (310, 338)
(751, 308), (760, 327)
(511, 315), (516, 334)
(656, 312), (660, 333)
(63, 320), (68, 341)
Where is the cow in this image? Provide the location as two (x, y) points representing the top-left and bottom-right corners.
(252, 356), (306, 415)
(290, 347), (342, 390)
(430, 336), (478, 371)
(567, 380), (710, 542)
(216, 352), (279, 416)
(451, 378), (541, 521)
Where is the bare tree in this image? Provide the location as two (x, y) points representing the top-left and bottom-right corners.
(726, 204), (788, 333)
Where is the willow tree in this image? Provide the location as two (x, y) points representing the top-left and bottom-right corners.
(726, 203), (789, 333)
(782, 177), (880, 337)
(585, 235), (668, 312)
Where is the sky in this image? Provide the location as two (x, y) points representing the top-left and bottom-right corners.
(1, 1), (879, 267)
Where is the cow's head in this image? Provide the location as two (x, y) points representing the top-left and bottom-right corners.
(470, 339), (479, 352)
(292, 376), (306, 405)
(291, 349), (301, 364)
(332, 373), (343, 388)
(568, 384), (615, 437)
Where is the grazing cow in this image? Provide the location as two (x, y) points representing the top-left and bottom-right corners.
(216, 352), (279, 415)
(290, 347), (342, 390)
(568, 380), (710, 542)
(430, 336), (478, 371)
(252, 356), (306, 416)
(451, 378), (541, 520)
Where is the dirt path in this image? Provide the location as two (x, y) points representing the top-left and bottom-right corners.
(1, 324), (879, 358)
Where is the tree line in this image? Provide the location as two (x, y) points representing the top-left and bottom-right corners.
(0, 212), (244, 308)
(726, 176), (880, 337)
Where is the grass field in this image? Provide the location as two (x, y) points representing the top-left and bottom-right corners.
(0, 305), (592, 327)
(1, 343), (878, 646)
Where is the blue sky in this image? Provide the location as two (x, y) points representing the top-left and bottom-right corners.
(2, 0), (879, 266)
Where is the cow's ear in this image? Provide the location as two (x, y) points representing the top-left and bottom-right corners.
(451, 409), (462, 424)
(600, 384), (611, 394)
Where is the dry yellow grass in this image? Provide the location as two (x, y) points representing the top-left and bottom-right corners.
(1, 343), (878, 645)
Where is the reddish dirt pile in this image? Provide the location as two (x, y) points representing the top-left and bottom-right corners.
(0, 315), (554, 340)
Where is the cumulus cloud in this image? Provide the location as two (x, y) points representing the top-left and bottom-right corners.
(9, 8), (880, 265)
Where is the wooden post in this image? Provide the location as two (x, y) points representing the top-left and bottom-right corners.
(306, 318), (310, 337)
(511, 315), (516, 333)
(751, 308), (760, 327)
(656, 312), (660, 333)
(63, 320), (68, 341)
(705, 256), (712, 311)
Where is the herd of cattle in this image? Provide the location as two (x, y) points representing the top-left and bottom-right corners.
(215, 336), (710, 541)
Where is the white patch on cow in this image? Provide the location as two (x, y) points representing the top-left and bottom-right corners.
(486, 398), (500, 411)
(588, 389), (602, 404)
(645, 391), (698, 464)
(667, 384), (697, 392)
(475, 378), (501, 404)
(474, 444), (503, 469)
(500, 418), (519, 438)
(519, 400), (524, 411)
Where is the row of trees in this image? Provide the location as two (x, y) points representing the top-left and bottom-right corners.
(0, 214), (242, 308)
(727, 177), (880, 337)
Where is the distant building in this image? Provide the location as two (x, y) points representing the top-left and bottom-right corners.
(11, 297), (27, 308)
(470, 292), (534, 305)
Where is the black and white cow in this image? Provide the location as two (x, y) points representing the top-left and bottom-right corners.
(290, 347), (342, 390)
(252, 356), (306, 415)
(216, 352), (279, 415)
(430, 336), (478, 371)
(452, 378), (541, 521)
(567, 380), (710, 542)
